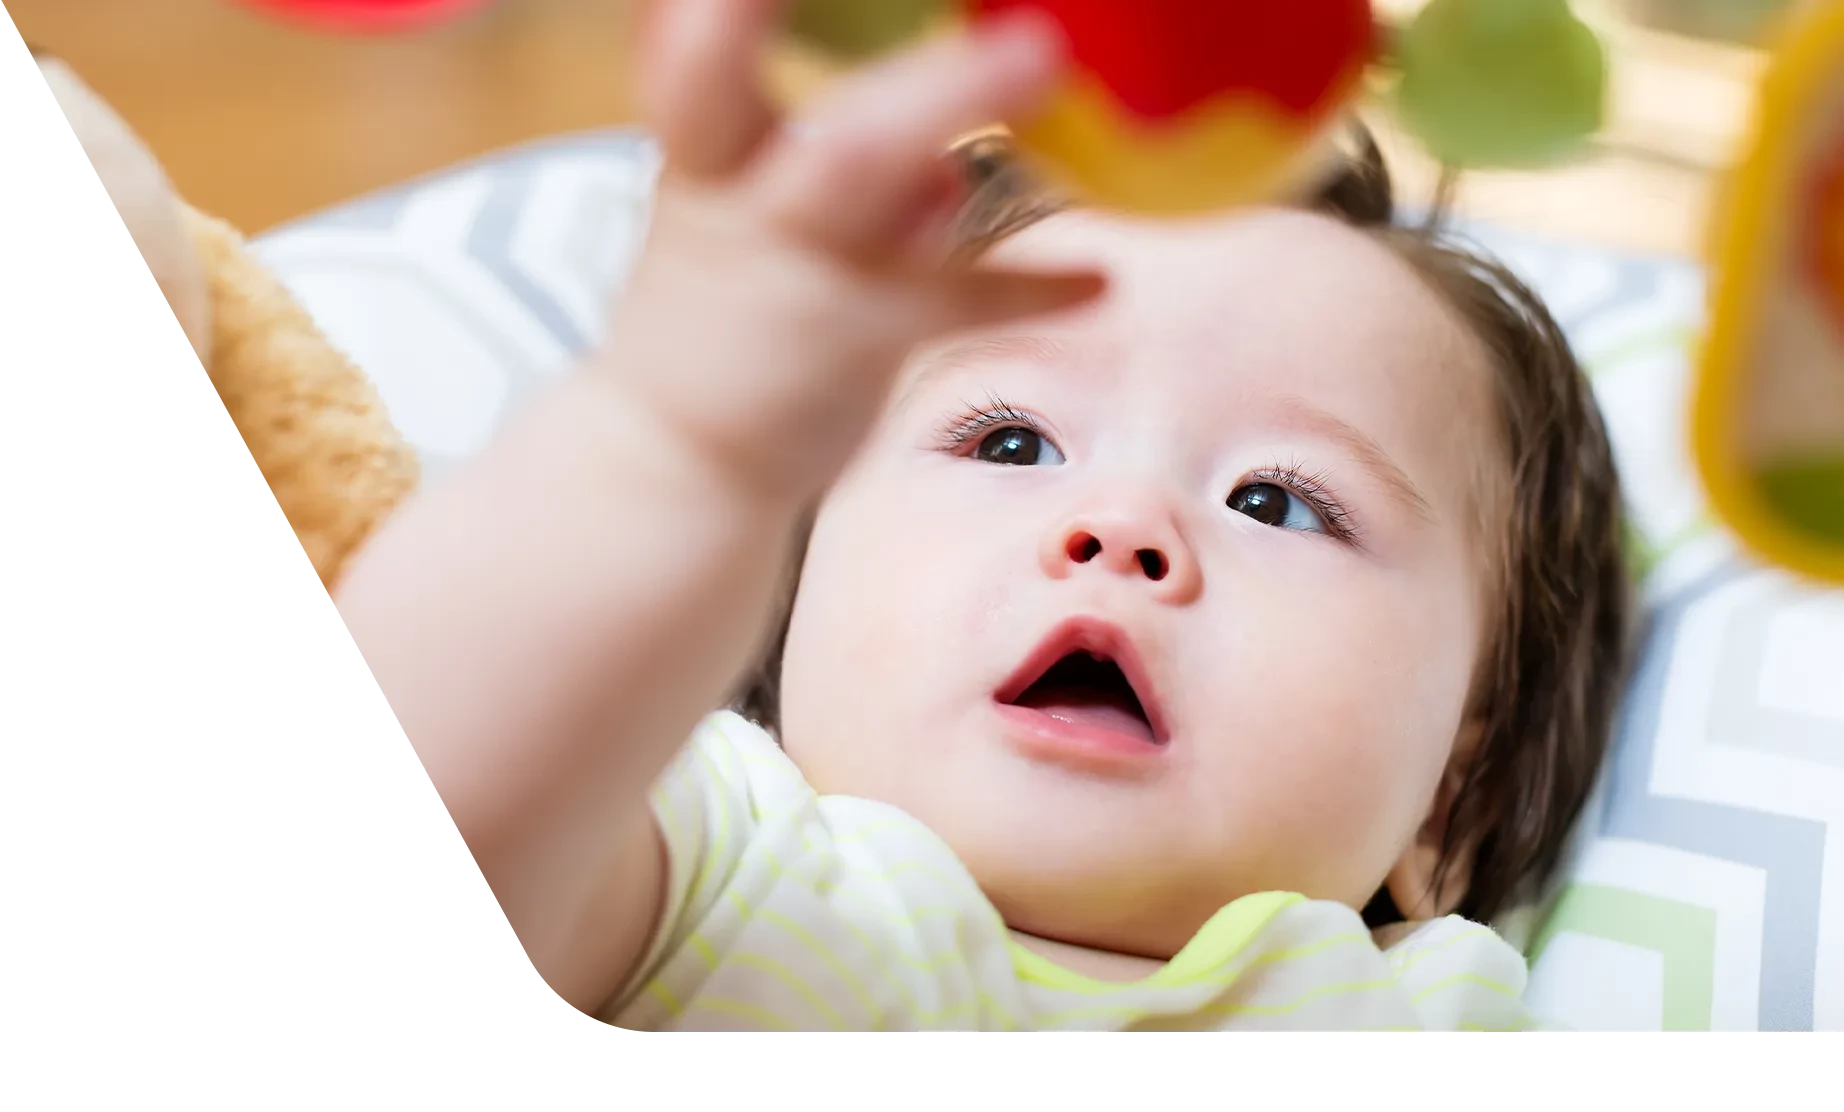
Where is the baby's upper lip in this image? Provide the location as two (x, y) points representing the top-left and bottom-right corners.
(994, 616), (1172, 744)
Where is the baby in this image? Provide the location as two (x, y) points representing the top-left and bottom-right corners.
(335, 1), (1632, 1031)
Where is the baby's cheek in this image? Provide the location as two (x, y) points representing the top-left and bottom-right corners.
(1255, 571), (1473, 830)
(790, 473), (966, 697)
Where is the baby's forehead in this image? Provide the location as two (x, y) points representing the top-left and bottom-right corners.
(996, 206), (1422, 298)
(977, 207), (1485, 383)
(902, 205), (1506, 518)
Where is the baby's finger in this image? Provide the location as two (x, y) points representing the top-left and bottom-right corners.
(638, 0), (782, 179)
(757, 12), (1066, 263)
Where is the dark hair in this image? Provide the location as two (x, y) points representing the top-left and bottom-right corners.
(736, 126), (1633, 926)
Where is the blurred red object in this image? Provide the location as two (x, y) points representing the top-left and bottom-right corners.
(231, 0), (497, 33)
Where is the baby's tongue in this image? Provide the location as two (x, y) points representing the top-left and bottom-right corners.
(1014, 688), (1155, 743)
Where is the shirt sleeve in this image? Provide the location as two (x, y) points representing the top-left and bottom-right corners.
(605, 711), (812, 1017)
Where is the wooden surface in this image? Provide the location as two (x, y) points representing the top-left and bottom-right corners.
(8, 0), (1776, 257)
(8, 0), (644, 235)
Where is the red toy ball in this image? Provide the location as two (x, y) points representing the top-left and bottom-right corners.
(231, 0), (495, 33)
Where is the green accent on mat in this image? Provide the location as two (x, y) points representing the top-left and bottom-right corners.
(1628, 512), (1716, 582)
(1576, 321), (1706, 584)
(1583, 325), (1700, 380)
(1526, 884), (1717, 1031)
(1625, 516), (1661, 582)
(1755, 454), (1844, 544)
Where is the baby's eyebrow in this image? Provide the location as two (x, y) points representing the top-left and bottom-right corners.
(897, 335), (1065, 410)
(1268, 393), (1434, 523)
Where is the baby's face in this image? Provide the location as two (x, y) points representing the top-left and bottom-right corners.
(778, 208), (1505, 958)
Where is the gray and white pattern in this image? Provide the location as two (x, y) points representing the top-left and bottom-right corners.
(256, 132), (659, 478)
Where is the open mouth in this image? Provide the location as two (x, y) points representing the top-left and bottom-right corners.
(996, 621), (1167, 747)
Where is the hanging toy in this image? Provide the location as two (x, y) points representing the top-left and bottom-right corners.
(1693, 0), (1844, 584)
(786, 0), (952, 58)
(229, 0), (494, 33)
(1391, 0), (1608, 170)
(789, 0), (1377, 214)
(788, 0), (1609, 216)
(974, 0), (1379, 215)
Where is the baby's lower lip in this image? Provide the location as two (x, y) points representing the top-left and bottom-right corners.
(994, 703), (1169, 778)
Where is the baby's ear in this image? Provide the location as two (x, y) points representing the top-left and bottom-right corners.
(1384, 718), (1484, 922)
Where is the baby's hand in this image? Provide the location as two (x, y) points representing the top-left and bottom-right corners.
(597, 0), (1105, 501)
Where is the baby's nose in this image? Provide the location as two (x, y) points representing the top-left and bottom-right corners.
(1042, 502), (1202, 603)
(1063, 530), (1169, 581)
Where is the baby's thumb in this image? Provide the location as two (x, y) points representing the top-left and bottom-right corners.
(931, 267), (1107, 335)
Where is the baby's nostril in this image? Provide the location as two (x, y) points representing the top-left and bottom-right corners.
(1137, 549), (1167, 581)
(1068, 534), (1102, 564)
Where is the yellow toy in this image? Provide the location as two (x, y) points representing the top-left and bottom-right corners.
(1694, 0), (1844, 583)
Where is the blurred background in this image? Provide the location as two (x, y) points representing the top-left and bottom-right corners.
(5, 0), (1791, 254)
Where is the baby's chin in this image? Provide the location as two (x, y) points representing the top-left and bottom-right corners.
(788, 699), (1365, 960)
(948, 823), (1256, 963)
(983, 871), (1230, 964)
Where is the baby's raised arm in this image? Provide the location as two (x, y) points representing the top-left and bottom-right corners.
(332, 0), (1099, 1016)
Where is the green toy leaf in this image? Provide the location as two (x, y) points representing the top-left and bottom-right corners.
(1394, 0), (1608, 169)
(1759, 455), (1844, 545)
(785, 0), (950, 60)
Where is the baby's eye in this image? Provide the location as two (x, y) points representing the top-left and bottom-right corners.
(974, 426), (1065, 466)
(1227, 482), (1327, 534)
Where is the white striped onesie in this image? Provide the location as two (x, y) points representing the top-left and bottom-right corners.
(601, 711), (1545, 1031)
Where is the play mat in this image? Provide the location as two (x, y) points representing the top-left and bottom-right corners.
(248, 129), (1844, 1031)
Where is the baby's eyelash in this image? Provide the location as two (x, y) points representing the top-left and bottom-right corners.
(1248, 457), (1364, 545)
(935, 392), (1050, 453)
(931, 408), (1362, 544)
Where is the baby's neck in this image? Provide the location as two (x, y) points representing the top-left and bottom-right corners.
(1009, 930), (1167, 984)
